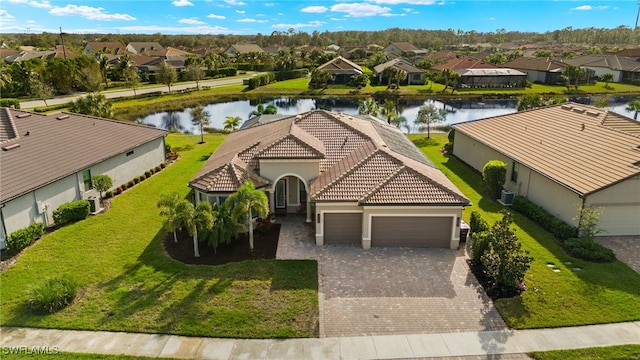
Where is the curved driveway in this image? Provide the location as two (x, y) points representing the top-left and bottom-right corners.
(276, 215), (507, 338)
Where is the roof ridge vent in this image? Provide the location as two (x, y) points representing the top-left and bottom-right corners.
(586, 110), (600, 117)
(57, 115), (70, 120)
(17, 113), (31, 118)
(2, 143), (20, 151)
(572, 107), (585, 114)
(561, 104), (573, 110)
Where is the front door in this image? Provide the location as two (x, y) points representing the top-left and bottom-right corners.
(275, 179), (287, 210)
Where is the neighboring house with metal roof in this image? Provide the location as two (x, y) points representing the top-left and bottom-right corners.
(432, 56), (527, 88)
(564, 55), (640, 83)
(316, 56), (363, 85)
(0, 108), (167, 247)
(84, 41), (126, 55)
(190, 110), (470, 249)
(452, 103), (640, 236)
(374, 58), (425, 85)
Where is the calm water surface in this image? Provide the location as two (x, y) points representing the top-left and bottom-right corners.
(138, 97), (639, 134)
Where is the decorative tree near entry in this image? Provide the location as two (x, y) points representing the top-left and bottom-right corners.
(91, 174), (113, 201)
(228, 181), (269, 252)
(415, 104), (447, 139)
(190, 105), (210, 144)
(157, 192), (182, 243)
(175, 199), (213, 258)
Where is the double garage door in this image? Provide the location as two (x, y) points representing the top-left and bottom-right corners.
(323, 213), (453, 248)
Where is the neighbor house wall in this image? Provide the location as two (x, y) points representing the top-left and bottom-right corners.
(586, 176), (640, 236)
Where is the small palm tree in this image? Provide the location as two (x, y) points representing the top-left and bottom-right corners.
(202, 203), (238, 254)
(190, 106), (210, 144)
(626, 100), (640, 120)
(157, 192), (182, 243)
(249, 103), (277, 118)
(175, 199), (214, 257)
(227, 181), (269, 251)
(224, 116), (242, 131)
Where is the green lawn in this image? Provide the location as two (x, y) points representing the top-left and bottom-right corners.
(0, 133), (318, 338)
(1, 352), (178, 360)
(530, 345), (640, 360)
(411, 134), (640, 329)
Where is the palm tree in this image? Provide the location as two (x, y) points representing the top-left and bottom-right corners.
(201, 203), (238, 254)
(157, 192), (182, 243)
(190, 106), (210, 143)
(441, 68), (454, 93)
(99, 55), (109, 89)
(381, 99), (397, 124)
(249, 103), (277, 118)
(175, 199), (214, 258)
(626, 100), (640, 120)
(224, 115), (242, 131)
(600, 73), (614, 88)
(357, 98), (380, 117)
(227, 181), (269, 252)
(415, 104), (447, 139)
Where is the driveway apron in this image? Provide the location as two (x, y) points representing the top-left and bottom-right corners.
(276, 215), (507, 338)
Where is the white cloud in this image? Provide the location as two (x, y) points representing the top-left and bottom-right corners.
(49, 5), (136, 21)
(207, 13), (226, 19)
(380, 12), (406, 17)
(264, 2), (276, 6)
(330, 3), (391, 17)
(277, 12), (284, 16)
(301, 6), (328, 13)
(367, 0), (435, 4)
(330, 17), (346, 21)
(0, 9), (15, 19)
(7, 0), (52, 9)
(236, 10), (246, 14)
(225, 0), (247, 5)
(572, 5), (608, 11)
(118, 25), (236, 34)
(237, 18), (268, 23)
(402, 7), (412, 12)
(486, 17), (496, 21)
(172, 0), (193, 6)
(272, 20), (325, 29)
(179, 18), (205, 25)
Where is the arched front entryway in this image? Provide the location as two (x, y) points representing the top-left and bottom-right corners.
(268, 173), (312, 223)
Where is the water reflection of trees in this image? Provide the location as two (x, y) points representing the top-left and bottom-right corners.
(162, 112), (185, 133)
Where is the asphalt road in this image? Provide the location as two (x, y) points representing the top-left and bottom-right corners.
(19, 74), (255, 109)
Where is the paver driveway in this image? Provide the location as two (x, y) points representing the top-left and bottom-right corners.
(276, 215), (507, 338)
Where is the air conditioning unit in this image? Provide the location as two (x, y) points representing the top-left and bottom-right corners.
(500, 190), (515, 206)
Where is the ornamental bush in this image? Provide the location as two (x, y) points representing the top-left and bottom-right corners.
(52, 200), (90, 226)
(564, 237), (616, 262)
(482, 160), (507, 199)
(512, 195), (576, 240)
(469, 210), (489, 237)
(27, 276), (78, 314)
(6, 222), (45, 251)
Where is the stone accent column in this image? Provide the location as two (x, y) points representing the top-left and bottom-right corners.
(305, 194), (311, 223)
(268, 190), (275, 215)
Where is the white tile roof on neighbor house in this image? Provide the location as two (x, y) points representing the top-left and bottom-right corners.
(453, 103), (640, 196)
(190, 110), (470, 207)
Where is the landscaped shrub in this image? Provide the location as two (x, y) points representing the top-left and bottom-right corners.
(140, 174), (147, 181)
(115, 186), (123, 195)
(160, 162), (167, 169)
(104, 190), (113, 199)
(133, 176), (140, 184)
(247, 73), (276, 90)
(121, 183), (128, 190)
(27, 275), (78, 314)
(52, 200), (90, 226)
(0, 98), (21, 109)
(127, 180), (135, 188)
(512, 195), (576, 240)
(274, 69), (309, 82)
(155, 165), (162, 172)
(564, 238), (616, 262)
(470, 230), (491, 264)
(6, 222), (45, 251)
(469, 210), (489, 237)
(482, 160), (507, 199)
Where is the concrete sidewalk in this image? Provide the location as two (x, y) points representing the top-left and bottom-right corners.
(2, 322), (639, 359)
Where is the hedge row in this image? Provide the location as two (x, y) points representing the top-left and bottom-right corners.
(52, 200), (90, 226)
(6, 222), (45, 251)
(274, 69), (309, 82)
(0, 98), (20, 109)
(104, 162), (168, 199)
(512, 195), (576, 240)
(247, 73), (276, 89)
(207, 67), (237, 77)
(33, 103), (69, 113)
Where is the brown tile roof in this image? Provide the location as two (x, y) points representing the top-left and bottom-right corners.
(147, 46), (193, 58)
(432, 56), (499, 71)
(86, 42), (126, 54)
(614, 48), (640, 57)
(564, 55), (640, 72)
(191, 110), (470, 207)
(601, 112), (640, 136)
(502, 57), (567, 72)
(373, 58), (424, 74)
(226, 44), (265, 54)
(317, 56), (363, 75)
(387, 42), (419, 52)
(453, 103), (640, 196)
(0, 108), (167, 203)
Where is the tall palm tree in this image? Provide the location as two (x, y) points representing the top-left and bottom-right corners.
(157, 192), (182, 243)
(249, 103), (277, 118)
(381, 99), (397, 124)
(175, 199), (214, 258)
(626, 100), (640, 120)
(227, 181), (269, 251)
(190, 106), (210, 143)
(224, 115), (242, 131)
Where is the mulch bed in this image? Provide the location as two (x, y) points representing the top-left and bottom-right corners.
(163, 225), (280, 265)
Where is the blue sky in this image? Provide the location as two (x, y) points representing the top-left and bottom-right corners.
(0, 0), (636, 35)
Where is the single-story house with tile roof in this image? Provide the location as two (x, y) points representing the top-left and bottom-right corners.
(384, 42), (420, 56)
(452, 103), (640, 236)
(432, 56), (526, 88)
(502, 57), (571, 84)
(0, 108), (167, 247)
(190, 110), (471, 249)
(316, 56), (363, 85)
(374, 58), (425, 85)
(126, 42), (164, 55)
(224, 44), (265, 57)
(564, 55), (640, 84)
(84, 41), (126, 55)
